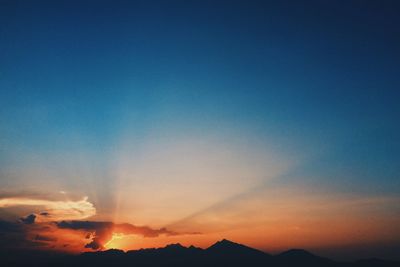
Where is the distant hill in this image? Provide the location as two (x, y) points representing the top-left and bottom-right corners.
(275, 248), (337, 266)
(1, 239), (399, 267)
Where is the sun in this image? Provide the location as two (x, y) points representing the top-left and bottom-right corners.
(104, 233), (126, 250)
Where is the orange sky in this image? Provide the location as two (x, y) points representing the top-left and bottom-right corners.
(0, 136), (399, 260)
(1, 186), (399, 259)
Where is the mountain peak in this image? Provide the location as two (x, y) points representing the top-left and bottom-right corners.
(207, 239), (269, 257)
(217, 239), (237, 245)
(164, 243), (186, 249)
(277, 248), (332, 264)
(208, 239), (241, 249)
(188, 245), (202, 250)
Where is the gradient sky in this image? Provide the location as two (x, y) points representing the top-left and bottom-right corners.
(0, 0), (400, 261)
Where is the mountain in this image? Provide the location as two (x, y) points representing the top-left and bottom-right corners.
(205, 239), (270, 266)
(125, 242), (203, 261)
(275, 249), (337, 267)
(1, 239), (399, 267)
(207, 238), (269, 256)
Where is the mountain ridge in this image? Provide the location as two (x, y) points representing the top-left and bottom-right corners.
(78, 239), (398, 267)
(2, 239), (399, 267)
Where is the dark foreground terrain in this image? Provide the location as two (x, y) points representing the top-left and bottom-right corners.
(1, 239), (398, 267)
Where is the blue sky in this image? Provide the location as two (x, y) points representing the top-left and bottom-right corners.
(2, 0), (399, 188)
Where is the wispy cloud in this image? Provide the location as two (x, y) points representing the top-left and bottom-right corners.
(0, 196), (96, 221)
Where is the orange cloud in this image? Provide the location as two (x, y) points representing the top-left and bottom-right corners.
(0, 196), (96, 221)
(55, 220), (200, 250)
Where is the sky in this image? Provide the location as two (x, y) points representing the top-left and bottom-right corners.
(0, 0), (400, 261)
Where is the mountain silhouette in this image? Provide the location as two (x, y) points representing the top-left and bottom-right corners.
(207, 238), (269, 256)
(1, 239), (399, 267)
(275, 248), (336, 266)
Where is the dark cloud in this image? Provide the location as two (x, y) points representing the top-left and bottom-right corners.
(40, 212), (50, 216)
(84, 231), (110, 250)
(56, 220), (113, 230)
(114, 223), (179, 237)
(0, 219), (199, 252)
(35, 234), (58, 242)
(0, 219), (23, 233)
(20, 214), (36, 224)
(56, 221), (114, 250)
(0, 220), (49, 249)
(56, 220), (182, 237)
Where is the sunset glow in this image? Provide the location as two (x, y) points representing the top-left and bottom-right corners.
(104, 233), (126, 250)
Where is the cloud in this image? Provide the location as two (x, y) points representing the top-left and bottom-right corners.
(114, 223), (179, 237)
(20, 214), (36, 224)
(0, 193), (96, 252)
(35, 234), (58, 242)
(56, 220), (199, 250)
(0, 219), (93, 251)
(56, 221), (113, 230)
(0, 196), (96, 221)
(85, 228), (113, 250)
(0, 220), (49, 249)
(55, 221), (112, 250)
(0, 218), (200, 252)
(0, 191), (199, 252)
(0, 219), (23, 233)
